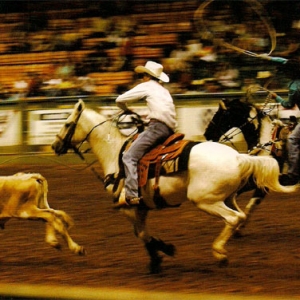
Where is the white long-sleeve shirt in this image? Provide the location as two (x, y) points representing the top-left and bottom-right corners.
(116, 80), (177, 131)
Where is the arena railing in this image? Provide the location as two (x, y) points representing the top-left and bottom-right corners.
(0, 90), (287, 155)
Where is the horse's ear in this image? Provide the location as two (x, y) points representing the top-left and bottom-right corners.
(76, 99), (85, 112)
(219, 100), (227, 110)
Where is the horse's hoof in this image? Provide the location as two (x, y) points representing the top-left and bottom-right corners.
(149, 264), (162, 274)
(50, 241), (62, 251)
(213, 249), (228, 265)
(77, 246), (86, 256)
(149, 256), (162, 274)
(233, 230), (244, 239)
(164, 243), (176, 257)
(218, 257), (229, 268)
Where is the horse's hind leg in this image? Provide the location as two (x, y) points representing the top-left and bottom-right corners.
(244, 188), (265, 218)
(122, 207), (175, 274)
(235, 189), (266, 237)
(196, 197), (246, 266)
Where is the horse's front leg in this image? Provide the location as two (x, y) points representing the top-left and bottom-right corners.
(121, 207), (175, 274)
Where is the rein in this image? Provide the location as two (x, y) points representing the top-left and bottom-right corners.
(219, 92), (279, 152)
(74, 119), (108, 155)
(218, 112), (261, 149)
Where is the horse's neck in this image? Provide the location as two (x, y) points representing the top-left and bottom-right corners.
(93, 128), (126, 176)
(83, 112), (126, 176)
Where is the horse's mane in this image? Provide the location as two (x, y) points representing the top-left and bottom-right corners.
(208, 98), (262, 150)
(84, 107), (106, 121)
(224, 98), (262, 119)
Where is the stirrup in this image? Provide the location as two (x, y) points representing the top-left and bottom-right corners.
(113, 189), (142, 208)
(127, 196), (142, 205)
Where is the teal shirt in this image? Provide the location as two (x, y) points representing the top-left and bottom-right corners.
(275, 80), (300, 108)
(269, 56), (300, 108)
(270, 57), (287, 64)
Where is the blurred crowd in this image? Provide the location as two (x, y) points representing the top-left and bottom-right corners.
(0, 0), (299, 100)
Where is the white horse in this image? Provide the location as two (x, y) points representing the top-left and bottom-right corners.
(52, 99), (297, 273)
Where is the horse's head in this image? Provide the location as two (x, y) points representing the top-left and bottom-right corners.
(204, 98), (260, 150)
(204, 99), (232, 142)
(52, 99), (86, 155)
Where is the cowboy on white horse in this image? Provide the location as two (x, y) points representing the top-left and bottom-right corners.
(115, 61), (177, 208)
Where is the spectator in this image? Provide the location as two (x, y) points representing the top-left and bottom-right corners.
(120, 31), (134, 71)
(27, 73), (44, 97)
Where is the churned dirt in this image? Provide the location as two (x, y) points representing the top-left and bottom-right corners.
(0, 162), (299, 299)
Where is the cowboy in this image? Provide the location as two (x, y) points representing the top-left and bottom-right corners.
(260, 55), (300, 185)
(115, 61), (177, 207)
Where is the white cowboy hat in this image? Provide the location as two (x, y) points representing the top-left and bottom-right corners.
(135, 61), (169, 82)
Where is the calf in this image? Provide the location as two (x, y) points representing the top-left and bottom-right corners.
(0, 172), (85, 255)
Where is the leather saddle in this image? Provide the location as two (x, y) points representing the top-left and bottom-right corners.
(137, 132), (189, 187)
(106, 132), (190, 189)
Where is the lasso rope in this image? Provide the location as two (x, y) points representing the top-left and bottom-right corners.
(246, 84), (280, 117)
(194, 0), (277, 57)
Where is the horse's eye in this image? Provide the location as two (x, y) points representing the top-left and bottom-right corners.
(65, 123), (71, 128)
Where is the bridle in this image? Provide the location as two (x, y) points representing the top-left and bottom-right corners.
(55, 109), (108, 159)
(217, 102), (280, 153)
(220, 114), (261, 152)
(55, 109), (144, 159)
(207, 100), (260, 148)
(55, 108), (145, 185)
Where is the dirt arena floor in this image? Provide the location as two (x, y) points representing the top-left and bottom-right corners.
(0, 158), (299, 299)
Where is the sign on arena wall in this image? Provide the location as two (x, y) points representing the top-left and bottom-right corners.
(28, 109), (72, 145)
(0, 110), (22, 146)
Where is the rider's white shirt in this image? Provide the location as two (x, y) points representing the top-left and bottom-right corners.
(116, 79), (177, 131)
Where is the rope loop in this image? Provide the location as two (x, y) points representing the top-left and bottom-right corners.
(194, 0), (276, 57)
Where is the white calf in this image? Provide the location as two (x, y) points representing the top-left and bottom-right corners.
(0, 172), (85, 255)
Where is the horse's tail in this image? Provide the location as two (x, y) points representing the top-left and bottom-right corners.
(238, 154), (299, 193)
